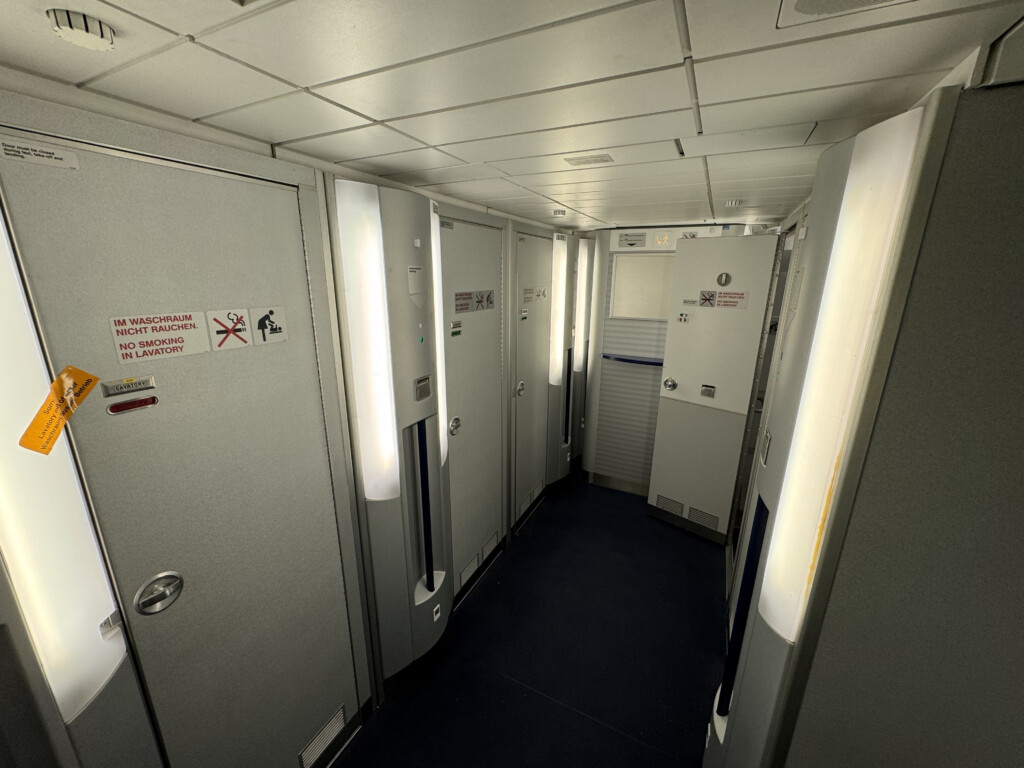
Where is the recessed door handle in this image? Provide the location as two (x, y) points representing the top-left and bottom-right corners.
(134, 572), (184, 615)
(516, 381), (526, 397)
(663, 377), (678, 391)
(449, 417), (462, 436)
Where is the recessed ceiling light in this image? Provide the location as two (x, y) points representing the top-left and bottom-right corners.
(46, 9), (115, 51)
(564, 154), (613, 167)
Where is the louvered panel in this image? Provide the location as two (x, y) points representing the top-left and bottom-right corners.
(601, 320), (667, 358)
(592, 359), (662, 486)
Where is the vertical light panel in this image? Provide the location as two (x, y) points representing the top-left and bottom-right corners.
(572, 240), (591, 373)
(0, 211), (125, 722)
(429, 202), (448, 463)
(548, 234), (568, 385)
(334, 180), (400, 501)
(758, 109), (924, 642)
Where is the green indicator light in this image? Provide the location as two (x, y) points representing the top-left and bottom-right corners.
(418, 336), (424, 343)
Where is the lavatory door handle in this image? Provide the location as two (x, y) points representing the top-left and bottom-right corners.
(516, 381), (526, 397)
(663, 377), (678, 391)
(449, 417), (462, 436)
(134, 572), (184, 615)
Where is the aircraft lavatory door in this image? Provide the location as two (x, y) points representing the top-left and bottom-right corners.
(333, 181), (453, 680)
(648, 235), (777, 540)
(0, 133), (361, 768)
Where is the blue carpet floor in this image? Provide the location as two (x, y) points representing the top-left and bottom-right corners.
(334, 475), (727, 767)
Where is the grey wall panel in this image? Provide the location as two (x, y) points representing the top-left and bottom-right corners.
(784, 84), (1024, 768)
(66, 658), (162, 768)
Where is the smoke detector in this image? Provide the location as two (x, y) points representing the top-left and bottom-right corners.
(564, 154), (614, 167)
(46, 9), (115, 51)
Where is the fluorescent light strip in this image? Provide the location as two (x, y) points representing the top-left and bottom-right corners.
(334, 180), (400, 501)
(0, 212), (124, 721)
(429, 203), (448, 464)
(548, 235), (568, 386)
(573, 240), (591, 373)
(758, 109), (924, 643)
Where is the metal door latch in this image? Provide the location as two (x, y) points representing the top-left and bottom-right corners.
(134, 572), (184, 615)
(516, 381), (527, 397)
(663, 377), (678, 391)
(449, 417), (462, 436)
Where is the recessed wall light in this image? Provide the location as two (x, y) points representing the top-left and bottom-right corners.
(46, 9), (115, 51)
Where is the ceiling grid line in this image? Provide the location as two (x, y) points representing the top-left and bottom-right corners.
(75, 37), (189, 89)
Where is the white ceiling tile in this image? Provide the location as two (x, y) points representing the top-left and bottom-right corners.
(490, 142), (682, 176)
(200, 92), (368, 143)
(314, 1), (683, 118)
(390, 68), (690, 146)
(419, 178), (534, 200)
(339, 148), (464, 175)
(100, 0), (279, 36)
(693, 8), (1024, 104)
(282, 125), (425, 162)
(199, 0), (631, 87)
(699, 71), (945, 133)
(385, 164), (505, 186)
(552, 184), (710, 205)
(709, 167), (818, 183)
(679, 124), (816, 157)
(805, 114), (898, 145)
(706, 145), (828, 171)
(439, 110), (697, 163)
(511, 157), (705, 188)
(87, 42), (293, 119)
(530, 173), (711, 195)
(0, 2), (178, 84)
(686, 0), (1023, 59)
(710, 179), (816, 195)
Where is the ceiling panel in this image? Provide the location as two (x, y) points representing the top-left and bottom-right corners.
(509, 157), (706, 188)
(101, 0), (279, 36)
(552, 184), (710, 204)
(490, 142), (681, 176)
(685, 0), (1023, 59)
(438, 110), (697, 164)
(529, 172), (712, 195)
(679, 123), (815, 157)
(87, 42), (293, 119)
(706, 145), (828, 170)
(199, 0), (631, 87)
(200, 91), (369, 143)
(710, 178), (818, 194)
(385, 163), (506, 186)
(693, 8), (1024, 104)
(340, 148), (468, 175)
(806, 114), (900, 145)
(314, 1), (682, 119)
(390, 67), (690, 146)
(0, 2), (177, 84)
(699, 71), (945, 133)
(419, 177), (535, 201)
(281, 125), (425, 162)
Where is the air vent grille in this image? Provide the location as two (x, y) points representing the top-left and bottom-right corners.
(565, 153), (614, 167)
(300, 706), (346, 768)
(687, 506), (720, 531)
(656, 495), (684, 517)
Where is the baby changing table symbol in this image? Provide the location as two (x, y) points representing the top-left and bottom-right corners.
(251, 306), (288, 346)
(257, 310), (282, 342)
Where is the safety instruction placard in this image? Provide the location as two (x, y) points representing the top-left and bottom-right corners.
(697, 290), (747, 309)
(454, 290), (495, 313)
(1, 134), (80, 170)
(522, 287), (547, 304)
(20, 366), (98, 455)
(251, 307), (287, 345)
(207, 309), (253, 351)
(110, 312), (210, 364)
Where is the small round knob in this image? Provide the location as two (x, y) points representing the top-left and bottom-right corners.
(663, 377), (678, 391)
(448, 417), (462, 436)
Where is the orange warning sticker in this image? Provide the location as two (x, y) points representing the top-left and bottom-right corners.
(19, 366), (99, 455)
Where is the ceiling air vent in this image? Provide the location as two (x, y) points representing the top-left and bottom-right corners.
(725, 199), (743, 208)
(564, 154), (614, 167)
(777, 0), (916, 28)
(552, 210), (567, 217)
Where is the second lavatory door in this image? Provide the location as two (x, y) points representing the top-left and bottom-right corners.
(513, 230), (552, 524)
(438, 211), (504, 594)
